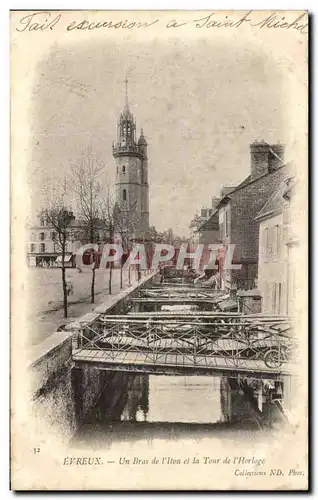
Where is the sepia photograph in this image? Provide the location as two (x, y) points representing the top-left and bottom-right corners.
(10, 9), (308, 490)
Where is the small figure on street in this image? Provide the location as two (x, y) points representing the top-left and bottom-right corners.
(66, 280), (74, 296)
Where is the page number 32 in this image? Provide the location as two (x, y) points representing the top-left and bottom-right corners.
(33, 447), (40, 454)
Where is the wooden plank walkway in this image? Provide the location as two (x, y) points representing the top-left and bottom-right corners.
(142, 287), (225, 293)
(95, 335), (279, 351)
(72, 348), (293, 378)
(130, 297), (224, 304)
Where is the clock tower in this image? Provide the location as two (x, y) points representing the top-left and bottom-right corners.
(112, 78), (149, 236)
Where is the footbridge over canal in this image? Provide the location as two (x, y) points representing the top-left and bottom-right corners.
(71, 281), (297, 380)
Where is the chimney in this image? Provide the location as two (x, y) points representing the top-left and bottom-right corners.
(250, 140), (285, 180)
(268, 143), (285, 171)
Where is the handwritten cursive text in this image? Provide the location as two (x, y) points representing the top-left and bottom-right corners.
(66, 18), (159, 31)
(15, 10), (308, 36)
(193, 10), (307, 35)
(251, 12), (308, 35)
(194, 11), (252, 29)
(16, 12), (61, 32)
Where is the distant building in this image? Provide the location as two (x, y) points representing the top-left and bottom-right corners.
(196, 209), (219, 244)
(215, 140), (290, 291)
(189, 207), (215, 243)
(26, 212), (108, 267)
(189, 197), (222, 243)
(26, 212), (81, 267)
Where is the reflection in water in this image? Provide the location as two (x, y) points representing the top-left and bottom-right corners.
(119, 374), (149, 422)
(147, 376), (221, 424)
(86, 373), (222, 425)
(72, 372), (271, 450)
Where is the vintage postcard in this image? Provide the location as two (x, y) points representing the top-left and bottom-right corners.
(10, 10), (308, 490)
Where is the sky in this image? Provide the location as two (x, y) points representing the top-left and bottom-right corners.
(28, 35), (292, 236)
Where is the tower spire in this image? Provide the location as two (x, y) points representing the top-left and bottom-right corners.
(113, 78), (149, 235)
(124, 75), (129, 111)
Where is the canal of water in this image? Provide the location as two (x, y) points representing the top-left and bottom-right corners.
(71, 299), (276, 450)
(71, 372), (274, 451)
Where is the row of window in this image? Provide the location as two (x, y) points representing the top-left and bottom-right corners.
(263, 225), (283, 259)
(30, 243), (68, 253)
(31, 232), (57, 241)
(31, 243), (46, 253)
(39, 217), (50, 227)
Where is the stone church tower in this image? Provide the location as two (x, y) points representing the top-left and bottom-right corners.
(112, 79), (149, 236)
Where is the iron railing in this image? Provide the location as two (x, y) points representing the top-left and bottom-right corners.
(139, 288), (226, 300)
(71, 314), (296, 377)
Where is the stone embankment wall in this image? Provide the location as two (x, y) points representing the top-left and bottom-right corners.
(29, 271), (157, 441)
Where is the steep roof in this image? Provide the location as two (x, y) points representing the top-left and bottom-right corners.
(235, 175), (252, 189)
(214, 162), (292, 211)
(254, 178), (291, 221)
(221, 186), (237, 196)
(197, 209), (219, 231)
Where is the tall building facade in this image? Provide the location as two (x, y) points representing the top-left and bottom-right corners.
(215, 141), (289, 291)
(112, 79), (149, 236)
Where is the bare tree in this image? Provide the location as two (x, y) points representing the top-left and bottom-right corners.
(71, 148), (104, 304)
(113, 202), (138, 288)
(113, 204), (126, 289)
(99, 191), (116, 295)
(40, 180), (75, 318)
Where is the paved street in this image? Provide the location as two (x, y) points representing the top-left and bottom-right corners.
(25, 267), (139, 347)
